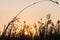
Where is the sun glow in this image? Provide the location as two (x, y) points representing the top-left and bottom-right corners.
(24, 31), (28, 36)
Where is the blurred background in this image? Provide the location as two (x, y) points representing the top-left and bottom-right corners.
(0, 0), (60, 33)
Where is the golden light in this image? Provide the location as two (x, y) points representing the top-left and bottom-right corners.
(24, 31), (28, 36)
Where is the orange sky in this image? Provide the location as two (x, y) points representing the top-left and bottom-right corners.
(0, 0), (60, 32)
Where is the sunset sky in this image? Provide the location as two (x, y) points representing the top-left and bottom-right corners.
(0, 0), (60, 31)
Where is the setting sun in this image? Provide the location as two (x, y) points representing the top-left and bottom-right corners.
(24, 31), (28, 36)
(0, 0), (60, 40)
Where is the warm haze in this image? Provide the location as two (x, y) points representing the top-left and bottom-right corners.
(0, 0), (60, 32)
